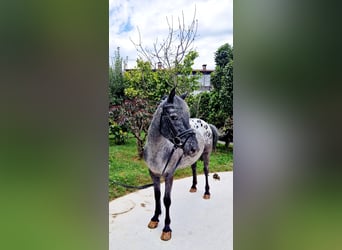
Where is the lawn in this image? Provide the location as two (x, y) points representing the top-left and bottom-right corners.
(109, 135), (233, 200)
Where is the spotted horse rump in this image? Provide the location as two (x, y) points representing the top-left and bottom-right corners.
(190, 118), (213, 146)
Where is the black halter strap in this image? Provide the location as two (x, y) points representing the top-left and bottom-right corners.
(161, 105), (195, 149)
(159, 104), (195, 176)
(173, 129), (195, 148)
(161, 145), (184, 176)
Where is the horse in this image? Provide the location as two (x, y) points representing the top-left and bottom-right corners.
(143, 87), (218, 241)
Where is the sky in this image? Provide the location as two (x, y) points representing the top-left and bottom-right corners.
(109, 0), (233, 70)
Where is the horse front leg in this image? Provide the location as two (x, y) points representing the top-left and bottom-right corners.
(203, 154), (211, 199)
(189, 163), (197, 192)
(148, 170), (161, 229)
(161, 174), (174, 241)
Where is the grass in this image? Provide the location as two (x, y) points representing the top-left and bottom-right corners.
(109, 135), (233, 200)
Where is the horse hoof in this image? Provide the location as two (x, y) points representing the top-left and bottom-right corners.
(203, 194), (211, 199)
(189, 187), (197, 193)
(160, 231), (172, 241)
(148, 220), (158, 229)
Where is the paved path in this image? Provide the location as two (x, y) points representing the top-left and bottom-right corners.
(109, 171), (233, 250)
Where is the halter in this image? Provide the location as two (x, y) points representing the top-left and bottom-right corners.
(160, 104), (195, 176)
(160, 104), (195, 149)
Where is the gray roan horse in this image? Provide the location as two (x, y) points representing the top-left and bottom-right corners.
(144, 88), (218, 241)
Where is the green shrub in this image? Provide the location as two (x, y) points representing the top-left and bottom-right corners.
(109, 119), (128, 145)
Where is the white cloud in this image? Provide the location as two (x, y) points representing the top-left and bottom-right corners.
(109, 0), (233, 70)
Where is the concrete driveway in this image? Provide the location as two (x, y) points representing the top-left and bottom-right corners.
(109, 171), (233, 250)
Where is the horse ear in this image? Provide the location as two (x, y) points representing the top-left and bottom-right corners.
(167, 87), (176, 103)
(180, 92), (188, 99)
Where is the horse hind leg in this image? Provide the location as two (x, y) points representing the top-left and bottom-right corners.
(203, 154), (211, 199)
(189, 163), (197, 193)
(148, 170), (161, 229)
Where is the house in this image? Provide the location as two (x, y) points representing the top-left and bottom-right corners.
(192, 64), (214, 94)
(157, 62), (213, 93)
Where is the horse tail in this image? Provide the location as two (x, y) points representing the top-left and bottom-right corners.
(209, 124), (219, 151)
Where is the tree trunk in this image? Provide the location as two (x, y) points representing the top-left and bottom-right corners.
(137, 138), (144, 159)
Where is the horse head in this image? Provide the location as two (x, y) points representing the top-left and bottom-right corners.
(159, 88), (199, 157)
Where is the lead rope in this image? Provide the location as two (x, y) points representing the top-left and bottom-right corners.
(109, 180), (154, 190)
(161, 145), (184, 176)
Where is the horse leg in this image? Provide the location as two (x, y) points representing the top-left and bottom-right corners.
(161, 174), (174, 241)
(189, 163), (197, 193)
(148, 170), (161, 229)
(203, 154), (211, 199)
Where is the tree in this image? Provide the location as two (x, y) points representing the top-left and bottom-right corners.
(131, 8), (199, 88)
(109, 47), (125, 105)
(115, 98), (155, 159)
(124, 52), (200, 102)
(124, 60), (169, 102)
(214, 43), (233, 71)
(188, 43), (233, 131)
(209, 43), (233, 127)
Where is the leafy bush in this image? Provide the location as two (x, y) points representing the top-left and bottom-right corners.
(109, 119), (128, 145)
(188, 91), (227, 128)
(188, 91), (211, 119)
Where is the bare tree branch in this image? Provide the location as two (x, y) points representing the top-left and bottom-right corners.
(130, 7), (198, 75)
